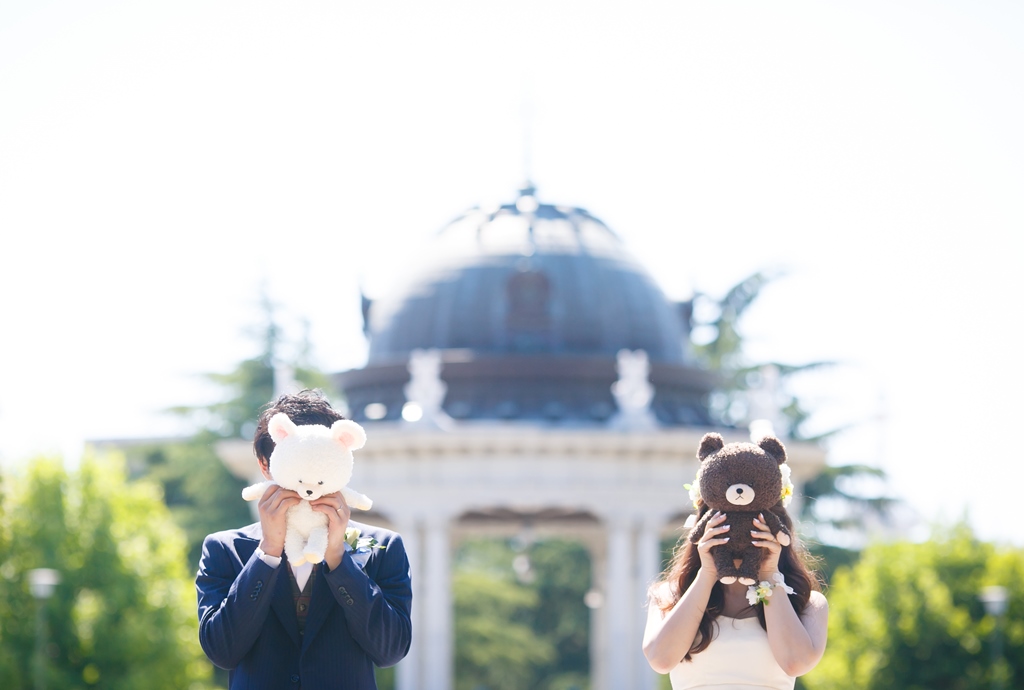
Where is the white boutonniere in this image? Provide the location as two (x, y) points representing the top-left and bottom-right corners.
(344, 527), (383, 553)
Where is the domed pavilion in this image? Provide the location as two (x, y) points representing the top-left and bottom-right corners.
(340, 183), (715, 429)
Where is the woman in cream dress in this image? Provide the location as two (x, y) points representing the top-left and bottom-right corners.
(643, 507), (828, 689)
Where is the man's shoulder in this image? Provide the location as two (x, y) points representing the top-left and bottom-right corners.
(204, 521), (262, 546)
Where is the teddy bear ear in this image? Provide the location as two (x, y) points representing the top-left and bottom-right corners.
(331, 420), (367, 451)
(757, 435), (787, 465)
(268, 413), (297, 444)
(697, 433), (725, 461)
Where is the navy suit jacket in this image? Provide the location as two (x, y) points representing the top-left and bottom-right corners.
(196, 520), (411, 690)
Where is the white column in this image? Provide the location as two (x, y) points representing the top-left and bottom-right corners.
(605, 520), (634, 690)
(422, 515), (453, 690)
(635, 516), (664, 690)
(395, 517), (422, 690)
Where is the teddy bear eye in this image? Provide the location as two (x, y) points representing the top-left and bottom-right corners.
(298, 479), (303, 483)
(318, 481), (324, 485)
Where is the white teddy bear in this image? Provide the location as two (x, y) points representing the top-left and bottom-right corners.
(242, 412), (373, 566)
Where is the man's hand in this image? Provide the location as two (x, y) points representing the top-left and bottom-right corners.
(257, 484), (301, 558)
(311, 492), (351, 572)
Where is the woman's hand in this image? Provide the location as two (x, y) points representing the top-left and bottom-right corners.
(696, 511), (730, 579)
(752, 513), (783, 579)
(311, 491), (351, 572)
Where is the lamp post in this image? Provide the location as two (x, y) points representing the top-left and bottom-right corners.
(28, 569), (60, 690)
(980, 585), (1009, 690)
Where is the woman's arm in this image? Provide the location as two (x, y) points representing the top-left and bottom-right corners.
(752, 514), (829, 676)
(642, 511), (729, 674)
(642, 570), (716, 673)
(761, 588), (829, 676)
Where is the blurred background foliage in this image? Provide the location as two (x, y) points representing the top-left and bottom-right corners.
(0, 455), (214, 689)
(454, 538), (590, 690)
(126, 436), (251, 570)
(123, 295), (337, 570)
(806, 523), (1024, 690)
(691, 271), (896, 554)
(167, 293), (335, 443)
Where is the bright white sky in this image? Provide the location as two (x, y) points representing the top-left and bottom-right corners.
(1, 1), (1021, 544)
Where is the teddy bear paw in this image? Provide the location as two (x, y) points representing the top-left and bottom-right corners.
(777, 532), (791, 546)
(719, 576), (738, 584)
(738, 577), (757, 586)
(304, 550), (325, 563)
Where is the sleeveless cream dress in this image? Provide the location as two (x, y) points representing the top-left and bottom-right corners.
(669, 615), (795, 690)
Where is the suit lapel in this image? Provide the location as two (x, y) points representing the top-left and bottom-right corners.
(233, 536), (259, 566)
(233, 534), (302, 650)
(349, 549), (372, 571)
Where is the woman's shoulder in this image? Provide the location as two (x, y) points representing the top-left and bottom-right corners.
(808, 589), (828, 608)
(801, 589), (829, 622)
(650, 579), (677, 597)
(647, 580), (677, 607)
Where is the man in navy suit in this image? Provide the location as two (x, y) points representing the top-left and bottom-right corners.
(196, 391), (412, 689)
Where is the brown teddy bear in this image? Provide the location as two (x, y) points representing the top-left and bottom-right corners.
(687, 432), (792, 585)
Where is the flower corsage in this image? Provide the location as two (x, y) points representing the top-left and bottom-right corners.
(746, 572), (795, 606)
(685, 477), (701, 510)
(345, 527), (384, 553)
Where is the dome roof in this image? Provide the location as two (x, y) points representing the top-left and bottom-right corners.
(365, 185), (691, 364)
(337, 186), (715, 426)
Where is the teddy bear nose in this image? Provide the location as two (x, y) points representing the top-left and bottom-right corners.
(305, 489), (313, 496)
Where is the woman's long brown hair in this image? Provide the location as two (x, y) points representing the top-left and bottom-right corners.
(652, 499), (822, 662)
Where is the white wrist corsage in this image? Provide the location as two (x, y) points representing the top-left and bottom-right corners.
(746, 572), (795, 606)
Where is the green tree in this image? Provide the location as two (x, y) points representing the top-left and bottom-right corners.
(455, 570), (554, 690)
(455, 539), (556, 690)
(805, 523), (1024, 690)
(692, 271), (896, 561)
(691, 271), (833, 440)
(527, 540), (591, 689)
(127, 436), (252, 569)
(127, 295), (337, 568)
(0, 455), (214, 690)
(797, 463), (898, 565)
(170, 293), (335, 440)
(454, 538), (590, 690)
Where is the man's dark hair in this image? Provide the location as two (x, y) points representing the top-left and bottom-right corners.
(253, 389), (346, 468)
